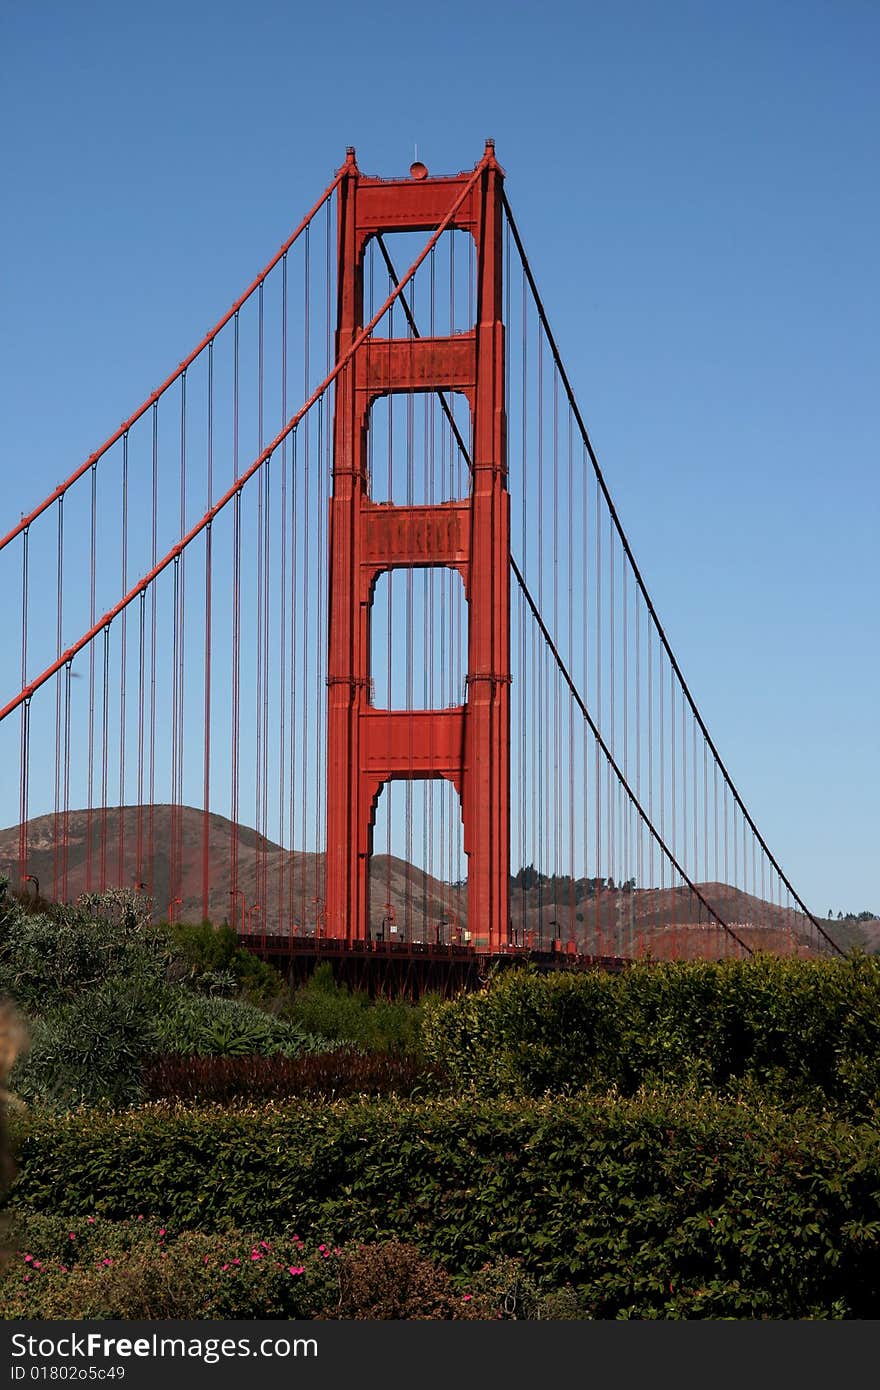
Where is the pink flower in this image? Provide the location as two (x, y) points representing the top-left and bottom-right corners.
(69, 1233), (75, 1241)
(23, 1275), (30, 1283)
(33, 1262), (41, 1270)
(260, 1241), (270, 1250)
(232, 1259), (241, 1266)
(87, 1217), (95, 1224)
(23, 1255), (32, 1263)
(288, 1266), (305, 1276)
(159, 1228), (166, 1237)
(204, 1256), (210, 1265)
(137, 1215), (144, 1221)
(102, 1259), (113, 1267)
(333, 1247), (342, 1255)
(221, 1264), (229, 1272)
(318, 1244), (326, 1252)
(462, 1294), (472, 1302)
(60, 1267), (68, 1274)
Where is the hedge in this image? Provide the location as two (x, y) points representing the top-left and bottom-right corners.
(421, 956), (880, 1116)
(9, 1091), (880, 1317)
(142, 1049), (446, 1103)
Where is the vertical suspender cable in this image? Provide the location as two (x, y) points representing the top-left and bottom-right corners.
(18, 530), (30, 885)
(53, 499), (64, 900)
(551, 363), (559, 929)
(202, 340), (214, 924)
(289, 425), (298, 928)
(595, 476), (602, 943)
(567, 408), (575, 941)
(136, 590), (146, 892)
(170, 555), (180, 911)
(230, 314), (241, 915)
(101, 624), (110, 890)
(118, 432), (129, 888)
(177, 374), (187, 907)
(87, 466), (97, 890)
(301, 229), (310, 929)
(61, 661), (72, 899)
(608, 509), (615, 915)
(149, 403), (158, 903)
(255, 283), (265, 918)
(279, 253), (288, 930)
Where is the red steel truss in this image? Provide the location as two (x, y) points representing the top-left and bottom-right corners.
(325, 143), (510, 950)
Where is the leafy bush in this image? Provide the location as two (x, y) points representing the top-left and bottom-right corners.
(421, 957), (880, 1116)
(0, 1213), (577, 1320)
(0, 885), (169, 1013)
(0, 888), (329, 1108)
(331, 1239), (468, 1319)
(284, 963), (426, 1054)
(10, 977), (171, 1110)
(155, 994), (323, 1059)
(1, 885), (172, 1107)
(9, 1090), (880, 1317)
(169, 921), (286, 1005)
(0, 1218), (342, 1320)
(143, 1049), (447, 1103)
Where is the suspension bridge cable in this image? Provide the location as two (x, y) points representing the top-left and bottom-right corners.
(0, 156), (491, 722)
(500, 191), (841, 955)
(371, 233), (750, 954)
(0, 172), (344, 556)
(510, 556), (753, 954)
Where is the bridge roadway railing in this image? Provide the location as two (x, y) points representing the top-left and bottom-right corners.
(235, 933), (630, 999)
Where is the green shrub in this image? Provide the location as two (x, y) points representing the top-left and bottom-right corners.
(0, 887), (169, 1013)
(10, 977), (169, 1109)
(284, 964), (425, 1055)
(421, 957), (880, 1116)
(8, 1090), (880, 1317)
(155, 994), (323, 1059)
(331, 1239), (468, 1320)
(0, 1215), (539, 1320)
(0, 1218), (341, 1320)
(169, 922), (286, 1006)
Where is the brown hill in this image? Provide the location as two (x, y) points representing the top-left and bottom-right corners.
(0, 806), (463, 941)
(0, 805), (841, 957)
(507, 877), (829, 958)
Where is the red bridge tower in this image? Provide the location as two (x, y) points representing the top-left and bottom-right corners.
(325, 143), (510, 952)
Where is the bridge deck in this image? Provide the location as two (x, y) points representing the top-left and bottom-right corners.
(238, 934), (628, 998)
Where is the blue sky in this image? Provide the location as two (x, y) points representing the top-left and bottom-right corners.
(1, 0), (877, 914)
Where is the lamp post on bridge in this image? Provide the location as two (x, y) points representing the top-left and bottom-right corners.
(229, 888), (246, 936)
(311, 898), (326, 941)
(381, 902), (398, 945)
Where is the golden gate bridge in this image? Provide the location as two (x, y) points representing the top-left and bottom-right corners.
(0, 143), (841, 986)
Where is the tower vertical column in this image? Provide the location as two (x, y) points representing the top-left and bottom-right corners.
(324, 144), (509, 951)
(325, 148), (366, 943)
(463, 155), (509, 951)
